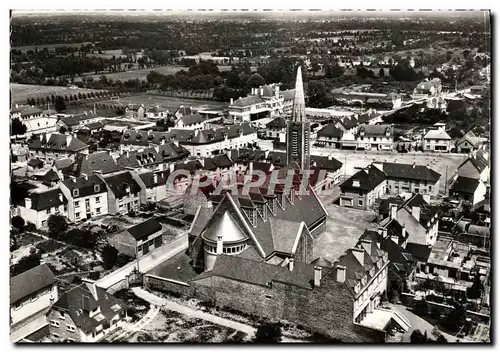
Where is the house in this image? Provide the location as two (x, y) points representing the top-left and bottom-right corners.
(42, 169), (60, 187)
(413, 78), (442, 100)
(339, 165), (386, 210)
(56, 152), (122, 178)
(10, 264), (58, 342)
(174, 114), (206, 130)
(116, 147), (164, 171)
(377, 162), (441, 196)
(449, 176), (487, 207)
(78, 121), (104, 135)
(201, 154), (234, 186)
(457, 153), (489, 183)
(28, 133), (90, 162)
(310, 155), (344, 191)
(422, 127), (452, 152)
(47, 280), (125, 342)
(10, 105), (58, 136)
(264, 116), (287, 139)
(145, 106), (168, 119)
(173, 105), (194, 120)
(107, 218), (164, 258)
(11, 144), (29, 163)
(356, 124), (394, 151)
(59, 174), (108, 223)
(17, 189), (68, 229)
(124, 104), (145, 119)
(183, 181), (215, 216)
(134, 170), (169, 204)
(455, 131), (486, 154)
(101, 171), (142, 215)
(316, 124), (344, 148)
(379, 193), (439, 246)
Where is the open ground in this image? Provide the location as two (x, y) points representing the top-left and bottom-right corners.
(10, 83), (107, 104)
(94, 93), (228, 111)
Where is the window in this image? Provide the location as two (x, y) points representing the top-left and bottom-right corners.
(50, 320), (60, 327)
(52, 333), (59, 339)
(73, 189), (79, 197)
(96, 197), (100, 203)
(76, 212), (80, 219)
(59, 312), (65, 320)
(94, 185), (100, 193)
(358, 191), (363, 196)
(64, 205), (68, 212)
(42, 220), (47, 226)
(46, 209), (51, 214)
(428, 186), (432, 192)
(14, 301), (21, 310)
(74, 201), (80, 208)
(265, 295), (272, 299)
(358, 200), (363, 206)
(96, 207), (101, 215)
(67, 325), (76, 333)
(415, 188), (419, 194)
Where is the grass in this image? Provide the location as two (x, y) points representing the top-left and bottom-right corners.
(114, 289), (151, 322)
(17, 232), (44, 247)
(35, 239), (65, 253)
(127, 309), (249, 343)
(77, 66), (187, 82)
(10, 83), (106, 103)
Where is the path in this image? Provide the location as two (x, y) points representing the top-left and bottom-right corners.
(96, 234), (187, 290)
(105, 305), (161, 342)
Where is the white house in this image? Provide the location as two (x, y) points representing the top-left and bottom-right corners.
(17, 188), (68, 229)
(422, 127), (452, 152)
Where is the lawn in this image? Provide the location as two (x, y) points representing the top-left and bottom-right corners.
(126, 309), (250, 343)
(17, 232), (44, 247)
(77, 65), (187, 82)
(313, 201), (378, 262)
(10, 83), (107, 104)
(94, 93), (227, 112)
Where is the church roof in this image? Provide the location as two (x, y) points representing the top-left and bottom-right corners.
(201, 211), (248, 244)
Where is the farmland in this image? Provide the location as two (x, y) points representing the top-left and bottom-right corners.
(93, 93), (228, 111)
(10, 83), (107, 104)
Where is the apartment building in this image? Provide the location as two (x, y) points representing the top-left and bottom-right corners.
(101, 171), (142, 215)
(339, 165), (386, 210)
(377, 162), (441, 196)
(28, 133), (90, 163)
(59, 174), (108, 223)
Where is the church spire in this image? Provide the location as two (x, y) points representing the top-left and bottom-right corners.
(291, 66), (306, 123)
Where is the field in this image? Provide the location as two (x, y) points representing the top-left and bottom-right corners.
(127, 310), (248, 343)
(11, 42), (93, 52)
(311, 148), (468, 194)
(94, 93), (228, 111)
(314, 202), (378, 262)
(75, 65), (189, 83)
(10, 83), (106, 104)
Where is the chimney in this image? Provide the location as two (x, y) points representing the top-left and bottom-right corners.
(412, 162), (416, 169)
(57, 170), (64, 180)
(230, 98), (234, 105)
(82, 173), (88, 181)
(314, 266), (322, 287)
(24, 197), (32, 209)
(58, 193), (63, 202)
(82, 295), (90, 312)
(360, 239), (372, 255)
(391, 235), (399, 244)
(216, 235), (223, 255)
(260, 87), (264, 96)
(161, 139), (165, 145)
(153, 173), (158, 184)
(412, 206), (421, 222)
(66, 135), (72, 147)
(288, 257), (294, 272)
(352, 248), (365, 266)
(328, 154), (332, 160)
(336, 265), (346, 283)
(352, 180), (360, 188)
(401, 224), (406, 239)
(383, 228), (388, 238)
(69, 175), (76, 183)
(126, 151), (130, 158)
(389, 203), (397, 220)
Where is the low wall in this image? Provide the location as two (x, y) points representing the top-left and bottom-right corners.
(144, 274), (190, 297)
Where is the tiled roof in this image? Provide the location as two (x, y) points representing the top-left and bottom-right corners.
(10, 264), (55, 304)
(458, 154), (488, 174)
(382, 162), (441, 182)
(102, 171), (141, 198)
(174, 160), (203, 175)
(266, 116), (287, 129)
(178, 114), (205, 126)
(127, 218), (162, 241)
(450, 176), (480, 195)
(139, 171), (169, 188)
(317, 124), (344, 138)
(340, 165), (386, 192)
(310, 257), (333, 268)
(269, 219), (303, 253)
(11, 106), (43, 117)
(202, 211), (248, 243)
(117, 148), (163, 168)
(61, 152), (122, 177)
(52, 284), (124, 334)
(357, 124), (393, 137)
(18, 188), (67, 210)
(203, 154), (233, 170)
(155, 142), (190, 162)
(231, 95), (265, 108)
(310, 155), (343, 172)
(62, 175), (106, 198)
(28, 133), (89, 152)
(405, 243), (432, 262)
(423, 129), (451, 140)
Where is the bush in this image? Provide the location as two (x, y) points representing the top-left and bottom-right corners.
(10, 251), (41, 277)
(47, 214), (68, 238)
(410, 329), (427, 343)
(101, 245), (119, 269)
(89, 271), (100, 280)
(414, 299), (430, 317)
(253, 322), (282, 343)
(11, 216), (25, 230)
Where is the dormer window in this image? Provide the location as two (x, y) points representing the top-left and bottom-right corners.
(124, 133), (130, 140)
(148, 134), (154, 141)
(73, 189), (79, 197)
(136, 134), (142, 141)
(94, 185), (100, 193)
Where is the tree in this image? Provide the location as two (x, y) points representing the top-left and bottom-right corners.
(10, 229), (20, 251)
(47, 214), (68, 238)
(102, 245), (119, 270)
(246, 73), (266, 88)
(414, 299), (430, 317)
(441, 304), (467, 333)
(467, 275), (483, 299)
(11, 216), (25, 230)
(11, 118), (27, 136)
(10, 250), (41, 277)
(253, 322), (282, 343)
(436, 334), (448, 343)
(55, 96), (67, 112)
(410, 329), (427, 343)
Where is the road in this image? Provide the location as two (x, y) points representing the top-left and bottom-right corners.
(131, 287), (308, 343)
(95, 234), (188, 291)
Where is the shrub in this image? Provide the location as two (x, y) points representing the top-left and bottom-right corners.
(253, 322), (282, 343)
(47, 214), (68, 238)
(11, 216), (25, 230)
(101, 245), (119, 269)
(414, 299), (430, 316)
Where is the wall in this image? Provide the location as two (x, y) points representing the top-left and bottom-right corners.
(47, 309), (81, 342)
(10, 284), (58, 326)
(386, 178), (439, 196)
(340, 189), (369, 210)
(144, 274), (191, 297)
(473, 181), (487, 206)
